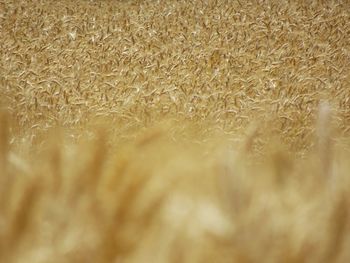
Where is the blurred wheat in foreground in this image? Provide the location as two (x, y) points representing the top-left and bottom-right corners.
(0, 110), (350, 263)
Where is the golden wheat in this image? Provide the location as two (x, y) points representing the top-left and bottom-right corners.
(1, 0), (350, 262)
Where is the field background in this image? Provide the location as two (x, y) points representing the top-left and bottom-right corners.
(1, 0), (350, 262)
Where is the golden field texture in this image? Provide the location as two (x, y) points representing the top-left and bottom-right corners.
(1, 0), (350, 262)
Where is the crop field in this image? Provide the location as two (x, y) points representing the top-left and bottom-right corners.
(1, 0), (350, 262)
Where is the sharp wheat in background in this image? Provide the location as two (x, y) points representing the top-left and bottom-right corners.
(0, 0), (350, 262)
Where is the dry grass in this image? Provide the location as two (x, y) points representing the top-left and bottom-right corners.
(1, 0), (350, 262)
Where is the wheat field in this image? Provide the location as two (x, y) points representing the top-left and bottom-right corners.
(1, 0), (350, 262)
